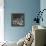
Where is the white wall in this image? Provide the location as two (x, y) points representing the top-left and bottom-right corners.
(40, 0), (46, 45)
(0, 0), (4, 42)
(40, 0), (46, 27)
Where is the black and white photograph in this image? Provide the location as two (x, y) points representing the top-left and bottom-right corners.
(11, 13), (24, 26)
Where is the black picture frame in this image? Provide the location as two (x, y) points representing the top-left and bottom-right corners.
(11, 13), (24, 26)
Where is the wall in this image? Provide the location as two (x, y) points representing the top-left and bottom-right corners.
(4, 0), (40, 42)
(0, 0), (4, 42)
(40, 0), (46, 27)
(40, 0), (46, 45)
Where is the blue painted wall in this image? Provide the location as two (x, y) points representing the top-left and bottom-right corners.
(4, 0), (40, 42)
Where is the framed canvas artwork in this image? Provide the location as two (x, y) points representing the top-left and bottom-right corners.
(11, 13), (24, 26)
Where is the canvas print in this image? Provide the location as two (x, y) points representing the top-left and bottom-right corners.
(11, 13), (24, 26)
